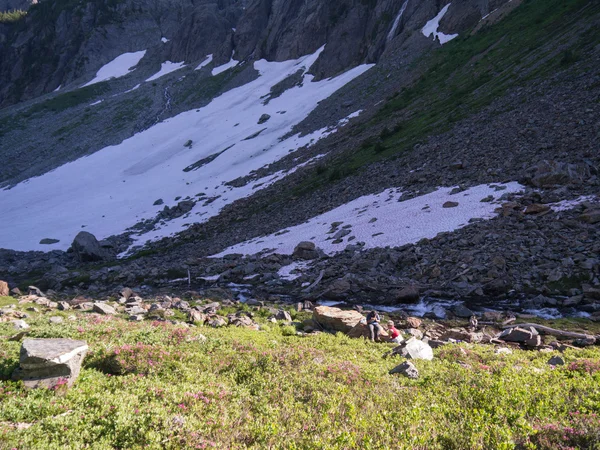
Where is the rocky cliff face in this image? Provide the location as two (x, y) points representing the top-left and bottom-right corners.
(0, 0), (511, 107)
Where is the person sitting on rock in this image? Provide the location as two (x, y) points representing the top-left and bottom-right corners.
(366, 310), (382, 342)
(387, 320), (403, 344)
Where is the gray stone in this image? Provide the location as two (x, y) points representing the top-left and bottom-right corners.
(392, 285), (420, 303)
(57, 301), (71, 311)
(275, 309), (292, 322)
(12, 338), (88, 389)
(499, 327), (533, 343)
(12, 320), (30, 330)
(49, 316), (64, 325)
(292, 241), (320, 260)
(92, 302), (116, 315)
(126, 305), (146, 315)
(71, 231), (111, 262)
(401, 338), (434, 361)
(451, 304), (474, 318)
(548, 356), (565, 366)
(389, 361), (419, 379)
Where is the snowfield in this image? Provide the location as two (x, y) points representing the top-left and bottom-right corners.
(213, 183), (525, 257)
(0, 47), (373, 252)
(84, 51), (147, 87)
(145, 61), (186, 82)
(422, 3), (459, 45)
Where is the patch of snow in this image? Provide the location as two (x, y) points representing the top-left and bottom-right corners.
(199, 274), (220, 281)
(53, 85), (61, 92)
(213, 182), (524, 257)
(89, 100), (103, 106)
(278, 261), (311, 281)
(422, 4), (459, 45)
(387, 0), (408, 42)
(161, 37), (169, 43)
(123, 84), (141, 94)
(195, 55), (213, 71)
(550, 195), (597, 212)
(145, 61), (186, 82)
(0, 47), (373, 252)
(84, 50), (147, 87)
(480, 8), (498, 21)
(212, 56), (239, 76)
(522, 308), (562, 320)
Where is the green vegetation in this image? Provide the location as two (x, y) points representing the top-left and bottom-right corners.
(25, 82), (110, 115)
(1, 301), (600, 449)
(290, 0), (600, 198)
(0, 9), (26, 23)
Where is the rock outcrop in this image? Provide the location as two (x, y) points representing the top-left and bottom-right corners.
(70, 232), (110, 262)
(12, 338), (88, 389)
(312, 306), (363, 333)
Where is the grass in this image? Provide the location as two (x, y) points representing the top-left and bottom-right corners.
(1, 300), (600, 449)
(0, 9), (27, 23)
(284, 0), (600, 199)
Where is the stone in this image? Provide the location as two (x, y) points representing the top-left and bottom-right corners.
(524, 204), (551, 215)
(392, 286), (420, 303)
(275, 310), (292, 322)
(13, 320), (30, 330)
(440, 328), (481, 343)
(126, 305), (146, 315)
(400, 338), (434, 361)
(389, 361), (419, 379)
(71, 231), (111, 262)
(228, 315), (257, 329)
(258, 113), (271, 124)
(12, 338), (88, 389)
(313, 306), (364, 333)
(49, 317), (64, 325)
(28, 286), (44, 297)
(499, 327), (533, 343)
(530, 160), (591, 188)
(326, 279), (352, 300)
(347, 322), (389, 340)
(189, 310), (207, 324)
(443, 201), (459, 208)
(580, 210), (600, 224)
(39, 238), (60, 245)
(573, 337), (597, 347)
(495, 348), (513, 355)
(208, 317), (227, 328)
(405, 317), (422, 329)
(548, 356), (565, 365)
(292, 241), (320, 260)
(246, 299), (264, 307)
(524, 335), (542, 347)
(406, 328), (423, 339)
(0, 280), (9, 296)
(451, 304), (474, 318)
(129, 315), (145, 321)
(57, 301), (71, 311)
(121, 287), (134, 300)
(92, 303), (116, 315)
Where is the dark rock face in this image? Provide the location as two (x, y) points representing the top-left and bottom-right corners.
(12, 338), (88, 389)
(70, 231), (109, 262)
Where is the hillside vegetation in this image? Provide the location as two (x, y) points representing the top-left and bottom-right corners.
(1, 296), (600, 449)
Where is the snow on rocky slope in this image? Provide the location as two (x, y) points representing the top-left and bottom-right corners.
(0, 47), (373, 252)
(214, 182), (524, 257)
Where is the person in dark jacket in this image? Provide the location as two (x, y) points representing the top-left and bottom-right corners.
(366, 310), (382, 342)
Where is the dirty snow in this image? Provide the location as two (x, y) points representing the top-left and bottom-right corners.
(123, 84), (141, 94)
(549, 195), (597, 212)
(422, 3), (459, 45)
(161, 37), (169, 43)
(195, 55), (213, 71)
(214, 182), (524, 257)
(0, 47), (373, 252)
(145, 61), (186, 82)
(84, 50), (147, 87)
(278, 261), (312, 281)
(387, 0), (408, 42)
(89, 100), (104, 106)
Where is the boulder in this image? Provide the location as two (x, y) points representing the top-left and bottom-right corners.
(275, 310), (292, 322)
(188, 310), (206, 324)
(524, 203), (551, 215)
(313, 306), (364, 333)
(325, 279), (352, 300)
(399, 338), (434, 361)
(499, 327), (534, 343)
(49, 317), (64, 325)
(443, 201), (459, 208)
(440, 328), (482, 343)
(347, 322), (389, 340)
(71, 231), (110, 262)
(405, 317), (422, 328)
(580, 210), (600, 224)
(548, 356), (565, 366)
(12, 320), (30, 330)
(12, 338), (88, 389)
(120, 287), (134, 300)
(28, 286), (44, 297)
(389, 361), (419, 379)
(57, 301), (71, 311)
(451, 304), (474, 318)
(125, 305), (146, 315)
(392, 286), (420, 303)
(0, 280), (9, 297)
(92, 302), (116, 315)
(530, 160), (591, 188)
(292, 241), (320, 260)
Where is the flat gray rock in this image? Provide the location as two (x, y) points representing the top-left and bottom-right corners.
(13, 338), (88, 389)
